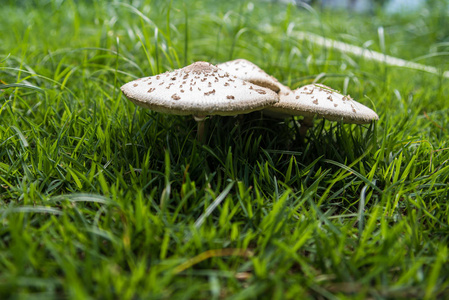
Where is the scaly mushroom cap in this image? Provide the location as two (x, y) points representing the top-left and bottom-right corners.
(217, 59), (281, 93)
(266, 84), (379, 124)
(121, 61), (279, 116)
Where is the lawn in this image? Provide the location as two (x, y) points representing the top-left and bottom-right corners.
(1, 0), (449, 299)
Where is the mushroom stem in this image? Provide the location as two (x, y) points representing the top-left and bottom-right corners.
(299, 116), (314, 137)
(193, 115), (207, 143)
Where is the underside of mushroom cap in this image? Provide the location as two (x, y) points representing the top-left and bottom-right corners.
(266, 84), (379, 124)
(217, 59), (282, 93)
(121, 61), (279, 116)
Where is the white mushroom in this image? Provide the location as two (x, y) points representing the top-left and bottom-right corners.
(266, 84), (379, 124)
(217, 59), (282, 93)
(121, 61), (279, 141)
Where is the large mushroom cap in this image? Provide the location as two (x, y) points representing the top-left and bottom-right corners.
(217, 59), (281, 93)
(121, 61), (279, 116)
(266, 84), (379, 124)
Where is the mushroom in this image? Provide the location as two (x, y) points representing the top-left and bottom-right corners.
(121, 61), (279, 141)
(217, 59), (282, 93)
(265, 83), (379, 134)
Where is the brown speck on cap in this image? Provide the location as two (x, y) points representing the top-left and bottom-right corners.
(227, 95), (235, 99)
(208, 82), (212, 87)
(255, 89), (267, 95)
(172, 94), (181, 100)
(295, 96), (299, 100)
(334, 104), (338, 107)
(148, 82), (152, 85)
(148, 88), (156, 93)
(171, 77), (176, 80)
(180, 90), (185, 93)
(159, 81), (165, 85)
(224, 82), (229, 86)
(204, 89), (216, 96)
(327, 96), (333, 101)
(313, 99), (318, 105)
(133, 83), (138, 87)
(156, 75), (160, 79)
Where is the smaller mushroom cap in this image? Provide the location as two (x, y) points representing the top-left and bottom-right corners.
(217, 59), (281, 93)
(266, 84), (379, 124)
(121, 61), (279, 116)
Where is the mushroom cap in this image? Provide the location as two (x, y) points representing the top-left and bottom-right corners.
(121, 61), (279, 116)
(266, 84), (379, 124)
(217, 59), (281, 93)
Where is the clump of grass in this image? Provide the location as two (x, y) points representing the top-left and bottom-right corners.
(1, 0), (449, 298)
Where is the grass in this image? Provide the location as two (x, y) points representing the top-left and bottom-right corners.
(1, 0), (449, 299)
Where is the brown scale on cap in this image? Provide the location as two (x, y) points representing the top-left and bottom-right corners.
(327, 96), (333, 101)
(227, 95), (235, 99)
(204, 89), (216, 96)
(159, 81), (165, 86)
(156, 76), (160, 79)
(148, 88), (156, 93)
(133, 83), (138, 87)
(136, 78), (141, 81)
(181, 90), (185, 93)
(172, 94), (181, 100)
(148, 82), (152, 85)
(255, 89), (267, 95)
(295, 95), (299, 100)
(224, 82), (230, 86)
(313, 99), (318, 105)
